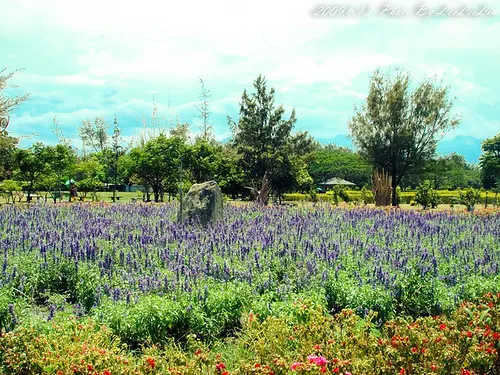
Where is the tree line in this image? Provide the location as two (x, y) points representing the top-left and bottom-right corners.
(0, 69), (498, 205)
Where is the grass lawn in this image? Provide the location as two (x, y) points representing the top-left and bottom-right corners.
(1, 191), (499, 214)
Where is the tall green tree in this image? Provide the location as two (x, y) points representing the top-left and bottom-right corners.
(130, 134), (185, 202)
(74, 158), (105, 201)
(230, 74), (312, 200)
(14, 143), (47, 201)
(348, 68), (461, 205)
(186, 138), (221, 183)
(42, 144), (76, 202)
(216, 145), (245, 199)
(479, 133), (500, 190)
(0, 132), (18, 181)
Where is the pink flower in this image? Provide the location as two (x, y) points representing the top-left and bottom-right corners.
(307, 355), (318, 362)
(345, 373), (352, 375)
(291, 362), (304, 371)
(307, 355), (329, 366)
(316, 357), (329, 366)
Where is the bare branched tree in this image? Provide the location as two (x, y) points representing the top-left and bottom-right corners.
(0, 68), (30, 127)
(195, 77), (213, 141)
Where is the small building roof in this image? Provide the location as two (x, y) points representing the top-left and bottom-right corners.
(319, 177), (356, 186)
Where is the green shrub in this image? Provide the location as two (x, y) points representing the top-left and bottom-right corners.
(415, 181), (440, 209)
(459, 188), (482, 212)
(331, 186), (350, 205)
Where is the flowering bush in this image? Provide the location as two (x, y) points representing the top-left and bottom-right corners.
(2, 294), (500, 374)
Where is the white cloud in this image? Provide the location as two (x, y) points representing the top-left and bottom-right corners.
(267, 53), (398, 86)
(17, 73), (106, 86)
(1, 0), (499, 146)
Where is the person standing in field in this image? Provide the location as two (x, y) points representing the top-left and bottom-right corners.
(69, 182), (78, 202)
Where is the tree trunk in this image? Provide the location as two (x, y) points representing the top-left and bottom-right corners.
(391, 173), (398, 207)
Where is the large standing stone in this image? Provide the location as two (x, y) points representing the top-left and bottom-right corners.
(178, 180), (223, 227)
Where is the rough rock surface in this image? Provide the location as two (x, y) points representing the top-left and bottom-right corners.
(178, 180), (223, 227)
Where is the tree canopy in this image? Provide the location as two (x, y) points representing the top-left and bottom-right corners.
(349, 68), (461, 205)
(230, 74), (314, 201)
(480, 133), (500, 190)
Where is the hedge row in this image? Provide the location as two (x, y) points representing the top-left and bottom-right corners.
(285, 190), (499, 205)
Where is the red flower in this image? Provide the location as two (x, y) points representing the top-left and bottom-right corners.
(103, 371), (111, 375)
(399, 369), (406, 375)
(216, 362), (226, 372)
(194, 349), (202, 355)
(411, 347), (418, 353)
(314, 344), (322, 350)
(290, 362), (303, 371)
(439, 324), (447, 330)
(254, 363), (261, 368)
(493, 332), (500, 340)
(333, 367), (339, 372)
(461, 369), (471, 375)
(430, 364), (437, 371)
(147, 357), (155, 369)
(87, 364), (94, 371)
(320, 366), (328, 373)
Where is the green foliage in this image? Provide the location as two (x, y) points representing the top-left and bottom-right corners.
(415, 181), (440, 209)
(186, 138), (221, 183)
(0, 132), (19, 181)
(230, 75), (314, 201)
(407, 153), (482, 189)
(97, 283), (252, 348)
(0, 179), (22, 203)
(308, 144), (372, 187)
(361, 185), (370, 205)
(309, 189), (318, 203)
(349, 68), (461, 206)
(216, 145), (246, 199)
(3, 295), (500, 375)
(331, 185), (350, 205)
(459, 188), (482, 212)
(74, 158), (105, 200)
(129, 134), (186, 202)
(13, 143), (48, 199)
(479, 133), (500, 189)
(0, 315), (133, 375)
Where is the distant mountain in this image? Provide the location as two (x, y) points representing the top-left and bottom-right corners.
(437, 136), (482, 163)
(316, 135), (483, 163)
(316, 135), (353, 148)
(223, 134), (483, 163)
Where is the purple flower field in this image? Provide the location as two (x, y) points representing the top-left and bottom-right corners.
(0, 203), (499, 340)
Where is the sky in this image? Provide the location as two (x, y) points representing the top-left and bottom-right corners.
(1, 0), (499, 162)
